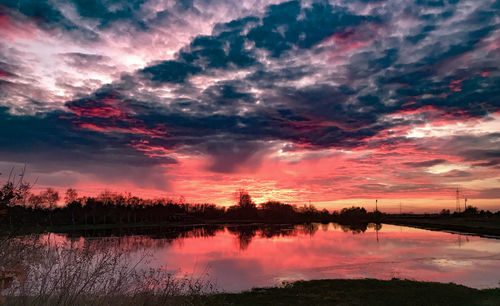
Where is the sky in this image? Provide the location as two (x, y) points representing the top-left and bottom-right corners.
(1, 0), (499, 212)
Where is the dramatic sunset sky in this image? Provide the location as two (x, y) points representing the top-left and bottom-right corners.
(1, 0), (499, 212)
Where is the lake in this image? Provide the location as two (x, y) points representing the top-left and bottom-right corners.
(39, 223), (500, 292)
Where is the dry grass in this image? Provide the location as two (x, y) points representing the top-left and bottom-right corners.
(0, 235), (218, 306)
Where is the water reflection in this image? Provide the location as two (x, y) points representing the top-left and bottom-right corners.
(45, 223), (350, 252)
(456, 234), (470, 247)
(30, 223), (500, 292)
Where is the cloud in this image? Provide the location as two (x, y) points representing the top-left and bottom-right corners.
(473, 188), (500, 199)
(0, 106), (176, 189)
(140, 61), (202, 84)
(111, 0), (500, 153)
(0, 0), (499, 203)
(202, 139), (273, 173)
(404, 159), (447, 168)
(60, 52), (112, 69)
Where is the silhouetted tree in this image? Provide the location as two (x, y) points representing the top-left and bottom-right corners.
(462, 206), (479, 216)
(237, 189), (255, 209)
(65, 188), (78, 204)
(63, 188), (79, 225)
(259, 201), (296, 221)
(227, 189), (258, 219)
(28, 194), (43, 210)
(440, 209), (451, 216)
(228, 226), (258, 250)
(40, 188), (59, 225)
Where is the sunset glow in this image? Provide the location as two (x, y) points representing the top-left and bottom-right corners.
(1, 0), (499, 212)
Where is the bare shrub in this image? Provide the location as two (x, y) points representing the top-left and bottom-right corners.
(1, 236), (218, 306)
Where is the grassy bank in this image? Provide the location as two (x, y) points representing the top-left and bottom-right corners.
(212, 279), (500, 306)
(6, 279), (500, 305)
(383, 215), (500, 238)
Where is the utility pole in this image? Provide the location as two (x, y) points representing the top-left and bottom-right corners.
(456, 187), (461, 213)
(375, 199), (378, 212)
(464, 198), (467, 211)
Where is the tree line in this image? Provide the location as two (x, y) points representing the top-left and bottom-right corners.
(0, 177), (339, 227)
(2, 172), (496, 230)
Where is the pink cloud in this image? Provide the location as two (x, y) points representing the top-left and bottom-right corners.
(76, 122), (166, 137)
(449, 79), (463, 92)
(0, 14), (37, 41)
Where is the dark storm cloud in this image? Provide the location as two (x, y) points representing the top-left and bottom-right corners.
(445, 134), (500, 159)
(413, 133), (500, 169)
(354, 183), (445, 194)
(404, 159), (447, 168)
(68, 0), (147, 29)
(441, 170), (472, 178)
(474, 160), (500, 168)
(0, 106), (176, 188)
(202, 83), (255, 106)
(473, 188), (500, 199)
(60, 52), (112, 68)
(1, 0), (70, 27)
(63, 0), (500, 169)
(202, 139), (271, 173)
(124, 0), (499, 150)
(0, 61), (18, 78)
(463, 149), (500, 161)
(140, 61), (202, 84)
(139, 0), (374, 84)
(0, 0), (151, 40)
(0, 0), (100, 41)
(0, 106), (175, 166)
(53, 1), (389, 164)
(2, 0), (500, 177)
(245, 1), (374, 56)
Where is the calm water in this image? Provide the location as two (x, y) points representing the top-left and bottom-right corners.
(43, 223), (500, 292)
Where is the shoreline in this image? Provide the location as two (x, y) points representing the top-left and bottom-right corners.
(3, 216), (500, 239)
(382, 216), (500, 239)
(212, 278), (500, 305)
(1, 219), (308, 236)
(5, 278), (499, 305)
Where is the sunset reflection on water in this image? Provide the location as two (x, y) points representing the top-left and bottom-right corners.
(40, 223), (500, 292)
